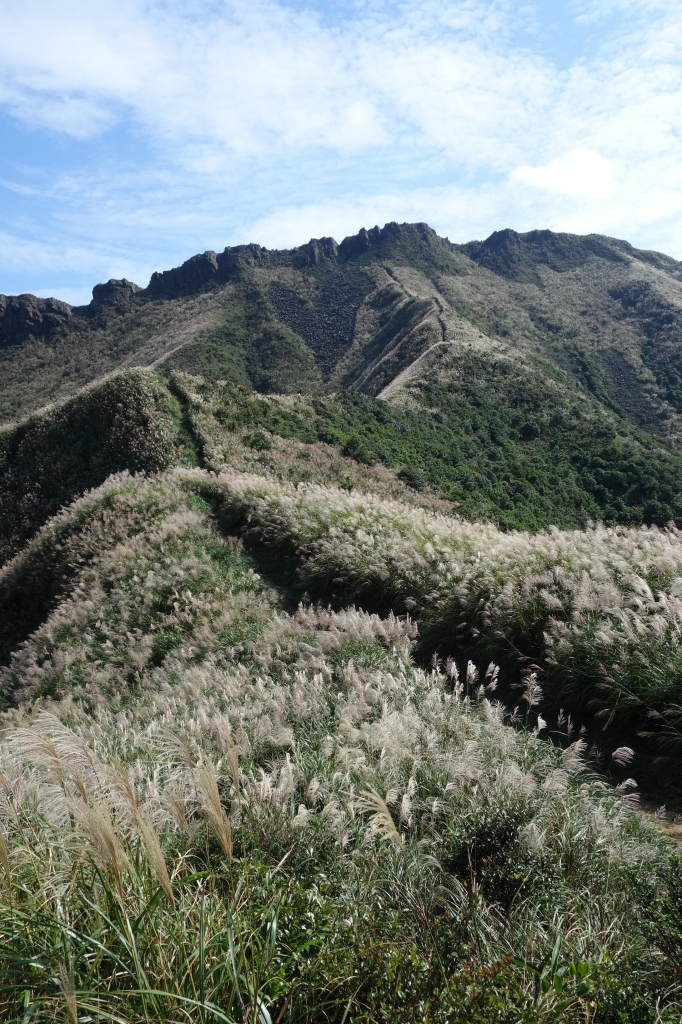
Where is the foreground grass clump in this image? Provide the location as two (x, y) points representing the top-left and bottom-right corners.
(0, 470), (681, 1021)
(1, 632), (679, 1021)
(188, 469), (682, 769)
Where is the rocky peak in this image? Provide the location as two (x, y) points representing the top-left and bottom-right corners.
(0, 293), (73, 349)
(91, 278), (142, 308)
(147, 251), (220, 300)
(460, 227), (628, 283)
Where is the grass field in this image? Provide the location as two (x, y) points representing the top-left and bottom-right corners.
(1, 467), (681, 1021)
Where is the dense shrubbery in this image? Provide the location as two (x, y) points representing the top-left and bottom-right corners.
(0, 471), (680, 1021)
(201, 360), (682, 531)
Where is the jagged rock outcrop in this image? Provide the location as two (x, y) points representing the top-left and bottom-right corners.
(146, 244), (273, 300)
(142, 225), (447, 302)
(0, 278), (143, 348)
(147, 250), (221, 299)
(91, 278), (142, 309)
(296, 236), (339, 266)
(0, 293), (73, 349)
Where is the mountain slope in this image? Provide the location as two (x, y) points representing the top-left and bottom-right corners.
(1, 460), (681, 1022)
(3, 223), (682, 437)
(4, 223), (682, 534)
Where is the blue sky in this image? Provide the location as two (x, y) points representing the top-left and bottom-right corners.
(1, 0), (681, 304)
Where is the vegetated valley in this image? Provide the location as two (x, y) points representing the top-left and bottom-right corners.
(1, 224), (682, 1022)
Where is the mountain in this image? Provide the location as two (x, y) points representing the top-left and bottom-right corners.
(4, 223), (682, 535)
(2, 226), (682, 1022)
(3, 223), (682, 426)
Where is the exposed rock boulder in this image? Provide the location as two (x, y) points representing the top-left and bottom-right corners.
(91, 278), (142, 309)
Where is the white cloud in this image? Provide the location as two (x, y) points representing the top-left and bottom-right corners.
(511, 150), (619, 199)
(1, 0), (682, 297)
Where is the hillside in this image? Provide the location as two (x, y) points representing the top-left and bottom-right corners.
(1, 457), (682, 1022)
(4, 223), (682, 535)
(3, 224), (682, 435)
(2, 228), (682, 1022)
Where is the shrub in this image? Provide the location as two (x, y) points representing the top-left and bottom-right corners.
(398, 465), (427, 490)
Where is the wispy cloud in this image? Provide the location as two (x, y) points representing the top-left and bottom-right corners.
(0, 0), (681, 298)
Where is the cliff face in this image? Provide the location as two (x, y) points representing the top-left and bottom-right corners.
(0, 278), (145, 349)
(0, 293), (73, 348)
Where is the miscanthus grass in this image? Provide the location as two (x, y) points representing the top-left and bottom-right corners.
(190, 468), (682, 761)
(0, 470), (681, 1021)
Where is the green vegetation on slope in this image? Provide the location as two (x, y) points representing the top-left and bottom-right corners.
(0, 470), (680, 1022)
(4, 362), (682, 578)
(161, 281), (324, 394)
(4, 355), (682, 580)
(180, 364), (682, 531)
(0, 370), (182, 564)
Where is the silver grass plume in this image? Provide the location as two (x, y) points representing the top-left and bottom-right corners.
(136, 813), (174, 905)
(0, 828), (11, 889)
(58, 960), (78, 1024)
(72, 801), (129, 885)
(521, 673), (543, 708)
(356, 788), (403, 849)
(224, 732), (240, 798)
(197, 758), (232, 865)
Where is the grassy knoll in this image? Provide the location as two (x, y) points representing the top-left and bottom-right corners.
(0, 371), (181, 564)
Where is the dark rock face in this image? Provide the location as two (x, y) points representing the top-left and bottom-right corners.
(91, 278), (141, 308)
(293, 236), (339, 267)
(337, 221), (439, 263)
(0, 294), (73, 349)
(147, 250), (221, 300)
(269, 271), (370, 377)
(338, 226), (375, 261)
(146, 245), (274, 300)
(143, 223), (449, 302)
(0, 278), (144, 349)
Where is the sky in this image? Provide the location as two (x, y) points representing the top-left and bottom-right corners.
(1, 0), (681, 305)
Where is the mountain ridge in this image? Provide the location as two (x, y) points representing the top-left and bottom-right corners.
(4, 223), (682, 538)
(6, 222), (682, 331)
(2, 222), (682, 428)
